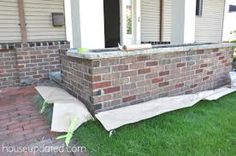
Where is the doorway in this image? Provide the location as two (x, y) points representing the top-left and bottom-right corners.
(104, 0), (140, 48)
(104, 0), (120, 48)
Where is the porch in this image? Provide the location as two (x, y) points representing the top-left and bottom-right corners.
(67, 0), (198, 49)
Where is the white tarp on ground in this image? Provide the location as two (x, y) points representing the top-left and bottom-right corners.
(95, 87), (236, 131)
(36, 86), (235, 133)
(35, 86), (93, 132)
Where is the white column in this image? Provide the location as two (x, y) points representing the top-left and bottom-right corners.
(79, 0), (105, 49)
(70, 0), (81, 48)
(67, 0), (105, 49)
(184, 0), (196, 43)
(171, 0), (196, 44)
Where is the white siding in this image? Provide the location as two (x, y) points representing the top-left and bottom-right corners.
(0, 0), (21, 43)
(141, 0), (172, 42)
(24, 0), (66, 41)
(141, 0), (160, 42)
(195, 0), (225, 43)
(162, 0), (172, 42)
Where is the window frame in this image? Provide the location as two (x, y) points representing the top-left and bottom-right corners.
(196, 0), (203, 17)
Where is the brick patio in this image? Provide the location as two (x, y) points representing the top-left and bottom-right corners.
(0, 86), (85, 156)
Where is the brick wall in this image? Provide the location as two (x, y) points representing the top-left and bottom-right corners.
(61, 47), (234, 114)
(0, 49), (19, 88)
(0, 41), (69, 88)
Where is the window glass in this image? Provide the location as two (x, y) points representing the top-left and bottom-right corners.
(126, 0), (132, 34)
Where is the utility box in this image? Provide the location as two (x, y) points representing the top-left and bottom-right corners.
(52, 13), (65, 27)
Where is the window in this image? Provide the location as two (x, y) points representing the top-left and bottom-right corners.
(229, 5), (236, 12)
(126, 0), (133, 35)
(196, 0), (203, 16)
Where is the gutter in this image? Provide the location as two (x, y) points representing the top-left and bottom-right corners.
(159, 0), (163, 42)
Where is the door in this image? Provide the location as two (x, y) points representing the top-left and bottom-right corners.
(104, 0), (120, 48)
(120, 0), (141, 45)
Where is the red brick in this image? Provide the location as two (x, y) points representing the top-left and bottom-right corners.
(159, 81), (169, 87)
(121, 70), (137, 77)
(123, 96), (136, 102)
(200, 64), (208, 68)
(222, 60), (227, 64)
(138, 68), (151, 74)
(197, 50), (204, 54)
(104, 86), (120, 94)
(152, 78), (164, 84)
(146, 61), (158, 66)
(203, 76), (210, 81)
(175, 83), (184, 88)
(177, 63), (186, 68)
(207, 71), (213, 75)
(92, 81), (111, 89)
(185, 90), (193, 94)
(92, 95), (112, 103)
(196, 69), (203, 74)
(137, 56), (149, 61)
(190, 84), (198, 88)
(85, 75), (101, 82)
(213, 48), (219, 52)
(112, 65), (129, 71)
(130, 62), (145, 69)
(219, 56), (225, 60)
(159, 71), (170, 76)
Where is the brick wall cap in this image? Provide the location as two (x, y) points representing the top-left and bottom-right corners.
(67, 43), (236, 60)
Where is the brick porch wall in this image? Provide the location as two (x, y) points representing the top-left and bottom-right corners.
(0, 41), (69, 88)
(61, 47), (233, 114)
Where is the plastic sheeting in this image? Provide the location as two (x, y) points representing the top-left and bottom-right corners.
(95, 87), (236, 131)
(35, 86), (93, 132)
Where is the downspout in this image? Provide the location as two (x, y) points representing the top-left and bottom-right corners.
(159, 0), (163, 42)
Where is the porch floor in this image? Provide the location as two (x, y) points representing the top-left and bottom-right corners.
(0, 86), (85, 156)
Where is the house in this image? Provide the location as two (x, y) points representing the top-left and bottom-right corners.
(0, 0), (66, 44)
(0, 0), (69, 88)
(66, 0), (226, 49)
(223, 0), (236, 41)
(0, 0), (230, 89)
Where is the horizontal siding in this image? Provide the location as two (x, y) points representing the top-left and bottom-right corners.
(141, 0), (160, 42)
(24, 0), (66, 41)
(162, 0), (172, 42)
(195, 0), (225, 43)
(0, 0), (21, 43)
(141, 0), (171, 42)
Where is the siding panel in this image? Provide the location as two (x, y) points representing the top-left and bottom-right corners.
(195, 0), (225, 43)
(141, 0), (172, 42)
(24, 0), (66, 41)
(141, 0), (160, 42)
(0, 0), (21, 43)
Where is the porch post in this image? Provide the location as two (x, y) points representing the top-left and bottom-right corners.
(79, 0), (105, 49)
(17, 0), (27, 43)
(171, 0), (196, 44)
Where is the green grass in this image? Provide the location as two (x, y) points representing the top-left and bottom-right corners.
(74, 93), (236, 156)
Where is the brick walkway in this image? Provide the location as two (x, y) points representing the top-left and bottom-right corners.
(0, 86), (86, 156)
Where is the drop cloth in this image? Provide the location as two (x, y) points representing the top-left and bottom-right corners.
(95, 87), (236, 131)
(35, 86), (93, 132)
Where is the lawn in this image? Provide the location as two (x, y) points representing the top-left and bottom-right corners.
(74, 93), (236, 156)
